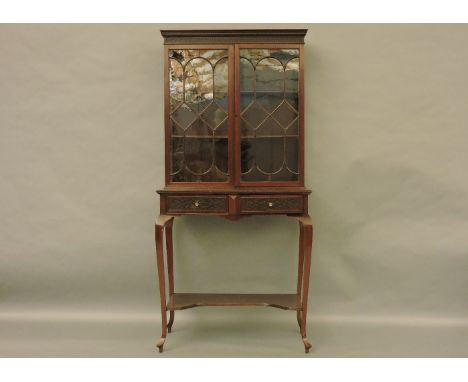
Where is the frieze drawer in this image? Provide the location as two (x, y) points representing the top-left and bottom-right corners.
(166, 195), (227, 214)
(239, 196), (304, 214)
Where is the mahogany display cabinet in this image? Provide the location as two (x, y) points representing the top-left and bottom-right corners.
(155, 29), (313, 353)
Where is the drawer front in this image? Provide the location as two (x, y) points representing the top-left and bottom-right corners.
(166, 195), (227, 214)
(239, 196), (304, 214)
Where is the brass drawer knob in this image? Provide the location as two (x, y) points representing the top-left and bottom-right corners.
(193, 200), (200, 208)
(268, 202), (274, 208)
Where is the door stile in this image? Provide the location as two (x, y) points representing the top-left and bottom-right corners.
(233, 44), (241, 186)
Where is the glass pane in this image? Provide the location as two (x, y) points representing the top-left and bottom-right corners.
(240, 58), (254, 111)
(240, 49), (269, 66)
(240, 48), (300, 182)
(215, 119), (229, 138)
(171, 137), (184, 175)
(271, 101), (298, 128)
(214, 138), (229, 174)
(271, 49), (299, 66)
(286, 118), (299, 136)
(285, 57), (300, 111)
(256, 57), (283, 112)
(240, 139), (255, 174)
(170, 118), (184, 137)
(256, 137), (284, 174)
(240, 119), (254, 138)
(200, 49), (227, 65)
(271, 166), (297, 181)
(185, 58), (212, 113)
(169, 49), (200, 66)
(201, 102), (227, 130)
(285, 137), (299, 173)
(171, 104), (197, 129)
(185, 138), (213, 175)
(214, 57), (229, 110)
(257, 117), (283, 137)
(168, 49), (229, 182)
(185, 118), (212, 137)
(169, 59), (183, 112)
(242, 102), (268, 127)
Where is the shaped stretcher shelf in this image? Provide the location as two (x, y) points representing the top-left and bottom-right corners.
(167, 293), (299, 311)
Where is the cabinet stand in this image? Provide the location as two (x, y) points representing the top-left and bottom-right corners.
(154, 214), (313, 353)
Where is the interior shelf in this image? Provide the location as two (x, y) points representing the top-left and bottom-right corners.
(168, 293), (299, 311)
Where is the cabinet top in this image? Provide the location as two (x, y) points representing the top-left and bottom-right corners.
(160, 29), (308, 45)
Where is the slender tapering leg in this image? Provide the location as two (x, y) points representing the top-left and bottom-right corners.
(298, 216), (313, 353)
(165, 219), (175, 333)
(296, 222), (305, 330)
(155, 215), (174, 353)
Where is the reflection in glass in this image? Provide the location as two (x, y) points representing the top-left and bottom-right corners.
(241, 139), (255, 174)
(257, 117), (283, 137)
(185, 118), (212, 137)
(272, 102), (298, 128)
(201, 50), (227, 66)
(170, 118), (184, 137)
(285, 58), (300, 110)
(242, 102), (268, 128)
(239, 48), (300, 181)
(169, 49), (201, 65)
(215, 120), (229, 138)
(169, 59), (183, 112)
(214, 57), (229, 110)
(185, 58), (213, 113)
(240, 119), (254, 138)
(214, 138), (229, 174)
(286, 118), (299, 136)
(271, 49), (300, 66)
(285, 137), (299, 173)
(256, 57), (283, 112)
(240, 58), (254, 111)
(171, 138), (184, 175)
(169, 49), (229, 182)
(256, 137), (284, 174)
(201, 103), (227, 130)
(171, 104), (197, 129)
(185, 138), (213, 175)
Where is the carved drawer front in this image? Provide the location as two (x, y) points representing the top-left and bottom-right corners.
(166, 195), (227, 214)
(239, 195), (304, 214)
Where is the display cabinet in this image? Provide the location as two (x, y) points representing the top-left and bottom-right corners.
(155, 29), (313, 353)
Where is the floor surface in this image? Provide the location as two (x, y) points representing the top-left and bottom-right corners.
(1, 308), (467, 357)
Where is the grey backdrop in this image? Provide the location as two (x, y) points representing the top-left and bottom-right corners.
(1, 24), (467, 356)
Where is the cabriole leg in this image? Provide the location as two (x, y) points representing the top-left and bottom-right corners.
(296, 221), (305, 331)
(165, 219), (175, 333)
(155, 215), (174, 353)
(297, 216), (313, 353)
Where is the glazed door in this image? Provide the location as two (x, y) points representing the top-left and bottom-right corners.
(166, 46), (234, 184)
(237, 45), (303, 185)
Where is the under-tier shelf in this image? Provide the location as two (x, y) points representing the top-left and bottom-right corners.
(168, 293), (299, 311)
(171, 135), (299, 139)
